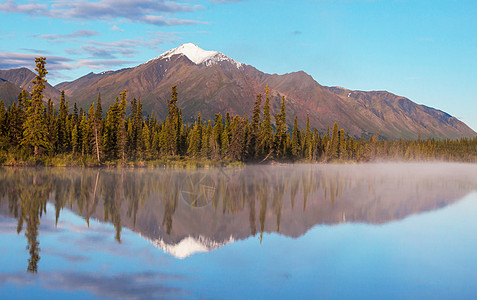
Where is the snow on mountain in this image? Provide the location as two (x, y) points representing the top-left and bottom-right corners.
(139, 233), (235, 259)
(151, 43), (243, 69)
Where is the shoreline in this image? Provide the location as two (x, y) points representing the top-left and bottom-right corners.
(1, 155), (475, 169)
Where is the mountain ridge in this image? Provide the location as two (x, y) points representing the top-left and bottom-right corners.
(0, 67), (61, 103)
(0, 44), (475, 139)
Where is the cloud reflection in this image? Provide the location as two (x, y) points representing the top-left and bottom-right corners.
(0, 271), (188, 300)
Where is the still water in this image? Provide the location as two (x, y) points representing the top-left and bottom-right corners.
(0, 163), (476, 299)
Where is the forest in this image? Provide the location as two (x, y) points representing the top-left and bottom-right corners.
(0, 57), (476, 166)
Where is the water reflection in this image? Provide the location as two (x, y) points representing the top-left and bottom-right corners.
(0, 163), (476, 271)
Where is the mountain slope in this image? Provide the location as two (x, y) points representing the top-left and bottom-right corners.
(0, 78), (23, 106)
(0, 67), (61, 102)
(325, 87), (476, 139)
(55, 43), (475, 139)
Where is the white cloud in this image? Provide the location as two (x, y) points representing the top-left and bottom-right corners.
(110, 25), (124, 32)
(0, 0), (204, 26)
(36, 30), (100, 41)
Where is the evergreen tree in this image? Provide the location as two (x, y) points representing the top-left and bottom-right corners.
(177, 108), (185, 155)
(260, 86), (273, 156)
(247, 93), (262, 159)
(274, 96), (287, 158)
(21, 57), (50, 156)
(71, 125), (78, 154)
(304, 114), (313, 160)
(7, 102), (24, 149)
(0, 100), (7, 150)
(187, 123), (201, 157)
(330, 122), (339, 160)
(187, 113), (202, 157)
(141, 121), (151, 158)
(80, 114), (90, 156)
(103, 92), (127, 160)
(212, 113), (223, 159)
(90, 93), (103, 162)
(165, 86), (180, 156)
(339, 129), (347, 159)
(291, 115), (300, 157)
(45, 99), (56, 156)
(228, 116), (246, 160)
(18, 89), (29, 111)
(221, 113), (231, 156)
(127, 97), (143, 159)
(56, 91), (68, 153)
(201, 120), (212, 158)
(118, 90), (128, 160)
(73, 103), (79, 126)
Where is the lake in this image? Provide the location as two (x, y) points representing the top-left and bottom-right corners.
(1, 163), (476, 299)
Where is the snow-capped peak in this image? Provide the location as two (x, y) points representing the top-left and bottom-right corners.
(138, 232), (235, 259)
(153, 43), (243, 69)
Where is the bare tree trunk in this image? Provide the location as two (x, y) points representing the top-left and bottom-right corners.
(94, 127), (100, 163)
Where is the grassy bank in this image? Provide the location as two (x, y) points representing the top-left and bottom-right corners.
(0, 152), (244, 168)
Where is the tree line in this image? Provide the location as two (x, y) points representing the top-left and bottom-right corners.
(0, 57), (476, 165)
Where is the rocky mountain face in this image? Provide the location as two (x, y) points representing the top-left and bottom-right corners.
(1, 44), (475, 139)
(0, 78), (22, 106)
(0, 67), (61, 104)
(325, 87), (475, 139)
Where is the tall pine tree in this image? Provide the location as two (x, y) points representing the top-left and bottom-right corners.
(21, 57), (50, 156)
(274, 96), (287, 158)
(260, 86), (273, 157)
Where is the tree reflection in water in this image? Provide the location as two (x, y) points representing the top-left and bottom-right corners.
(0, 163), (475, 273)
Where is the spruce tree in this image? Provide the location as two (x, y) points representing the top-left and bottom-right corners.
(291, 115), (300, 157)
(0, 100), (7, 150)
(45, 99), (56, 156)
(165, 86), (180, 156)
(71, 125), (78, 154)
(73, 103), (79, 126)
(80, 114), (90, 156)
(260, 86), (273, 156)
(177, 108), (184, 155)
(201, 120), (212, 158)
(221, 113), (231, 156)
(248, 94), (262, 159)
(7, 102), (24, 148)
(274, 96), (287, 158)
(330, 122), (339, 160)
(118, 91), (128, 160)
(141, 121), (151, 158)
(304, 114), (313, 160)
(56, 91), (68, 153)
(18, 89), (29, 111)
(212, 113), (223, 158)
(91, 93), (103, 162)
(187, 119), (202, 157)
(339, 129), (346, 159)
(103, 92), (127, 161)
(228, 116), (246, 160)
(21, 57), (50, 156)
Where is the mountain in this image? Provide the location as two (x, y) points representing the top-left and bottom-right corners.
(0, 78), (22, 106)
(0, 67), (61, 103)
(325, 87), (475, 139)
(0, 43), (469, 140)
(54, 43), (475, 139)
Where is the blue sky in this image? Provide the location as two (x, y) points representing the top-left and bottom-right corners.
(0, 0), (476, 131)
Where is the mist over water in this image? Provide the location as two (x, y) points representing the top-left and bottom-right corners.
(0, 162), (476, 299)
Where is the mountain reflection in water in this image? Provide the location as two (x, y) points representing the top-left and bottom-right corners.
(0, 163), (476, 273)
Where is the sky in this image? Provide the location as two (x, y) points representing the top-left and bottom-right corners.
(0, 0), (476, 131)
